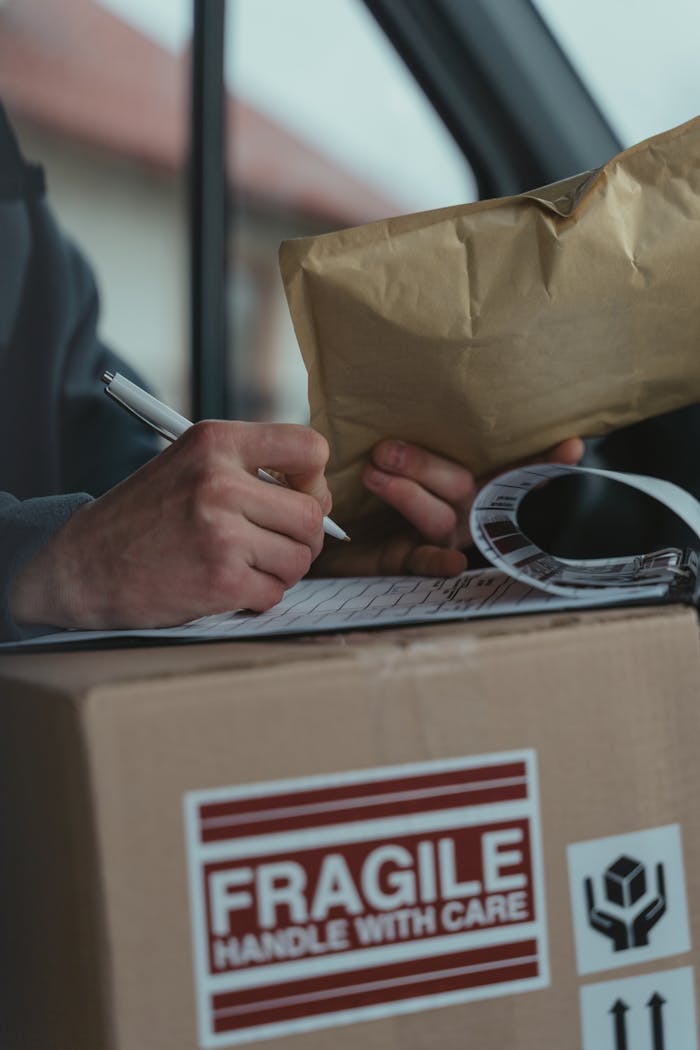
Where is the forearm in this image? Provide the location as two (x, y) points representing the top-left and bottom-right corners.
(2, 421), (331, 638)
(0, 492), (91, 641)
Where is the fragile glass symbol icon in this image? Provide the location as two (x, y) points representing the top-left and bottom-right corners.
(584, 854), (667, 951)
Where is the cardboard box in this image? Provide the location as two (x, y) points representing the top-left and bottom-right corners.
(1, 604), (700, 1049)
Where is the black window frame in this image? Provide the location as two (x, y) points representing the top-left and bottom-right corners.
(190, 0), (227, 421)
(189, 0), (621, 420)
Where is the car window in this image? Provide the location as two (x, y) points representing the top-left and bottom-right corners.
(225, 0), (476, 423)
(1, 0), (476, 424)
(532, 0), (700, 147)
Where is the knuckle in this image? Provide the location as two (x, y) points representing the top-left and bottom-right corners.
(450, 473), (476, 505)
(311, 430), (330, 465)
(216, 559), (250, 603)
(194, 465), (222, 496)
(185, 419), (249, 462)
(297, 426), (329, 466)
(293, 543), (313, 580)
(273, 551), (303, 589)
(320, 487), (333, 515)
(189, 466), (226, 512)
(309, 540), (323, 565)
(182, 420), (220, 456)
(231, 420), (262, 459)
(192, 506), (245, 561)
(250, 578), (285, 613)
(429, 504), (458, 543)
(199, 558), (233, 599)
(301, 495), (324, 537)
(202, 516), (234, 552)
(266, 580), (286, 609)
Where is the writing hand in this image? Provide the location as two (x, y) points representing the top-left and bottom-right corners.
(10, 421), (330, 629)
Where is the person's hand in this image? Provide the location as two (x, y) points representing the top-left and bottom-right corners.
(10, 421), (331, 629)
(317, 436), (584, 577)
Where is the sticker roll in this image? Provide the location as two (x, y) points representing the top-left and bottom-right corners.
(469, 464), (700, 600)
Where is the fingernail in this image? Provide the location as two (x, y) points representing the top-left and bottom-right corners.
(379, 440), (405, 471)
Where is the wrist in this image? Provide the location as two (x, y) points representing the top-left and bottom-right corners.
(9, 519), (88, 631)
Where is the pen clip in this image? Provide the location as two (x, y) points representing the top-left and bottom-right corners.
(104, 387), (177, 443)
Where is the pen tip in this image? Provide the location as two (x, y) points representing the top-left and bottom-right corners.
(342, 535), (351, 542)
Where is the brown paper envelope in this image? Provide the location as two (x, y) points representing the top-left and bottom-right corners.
(280, 116), (700, 526)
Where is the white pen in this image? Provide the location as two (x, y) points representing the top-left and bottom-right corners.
(102, 371), (350, 542)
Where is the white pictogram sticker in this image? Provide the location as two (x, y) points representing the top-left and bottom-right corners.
(568, 824), (691, 976)
(580, 966), (698, 1050)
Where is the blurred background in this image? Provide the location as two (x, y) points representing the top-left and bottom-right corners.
(1, 0), (698, 423)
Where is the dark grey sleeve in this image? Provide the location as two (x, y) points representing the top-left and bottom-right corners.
(13, 200), (162, 500)
(0, 108), (161, 641)
(0, 208), (160, 641)
(56, 236), (161, 498)
(0, 491), (91, 641)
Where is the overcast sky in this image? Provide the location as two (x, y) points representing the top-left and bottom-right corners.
(99, 0), (474, 211)
(100, 0), (700, 205)
(532, 0), (700, 145)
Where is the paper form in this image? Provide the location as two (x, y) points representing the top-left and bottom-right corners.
(2, 463), (698, 650)
(0, 568), (674, 650)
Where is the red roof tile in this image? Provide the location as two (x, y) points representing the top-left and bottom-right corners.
(0, 0), (398, 223)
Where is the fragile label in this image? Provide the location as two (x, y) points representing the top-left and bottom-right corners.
(184, 751), (548, 1046)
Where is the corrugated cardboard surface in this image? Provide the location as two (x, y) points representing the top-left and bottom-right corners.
(1, 604), (699, 1050)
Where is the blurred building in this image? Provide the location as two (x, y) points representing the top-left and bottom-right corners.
(0, 0), (398, 417)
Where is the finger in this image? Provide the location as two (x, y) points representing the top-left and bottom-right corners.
(248, 524), (315, 588)
(491, 436), (584, 477)
(518, 436), (584, 467)
(242, 476), (325, 554)
(283, 468), (332, 517)
(363, 466), (460, 544)
(220, 421), (329, 474)
(173, 421), (331, 514)
(371, 440), (475, 505)
(312, 532), (417, 577)
(539, 436), (585, 465)
(314, 534), (467, 579)
(405, 545), (468, 577)
(236, 422), (331, 512)
(204, 552), (287, 614)
(233, 566), (287, 613)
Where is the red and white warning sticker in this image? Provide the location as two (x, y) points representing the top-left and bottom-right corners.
(184, 751), (548, 1046)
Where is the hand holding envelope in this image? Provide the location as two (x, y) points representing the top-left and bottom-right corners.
(315, 435), (584, 577)
(281, 116), (700, 534)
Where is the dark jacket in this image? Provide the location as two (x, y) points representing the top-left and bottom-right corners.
(0, 105), (157, 640)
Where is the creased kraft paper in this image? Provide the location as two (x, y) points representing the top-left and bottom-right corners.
(280, 116), (700, 526)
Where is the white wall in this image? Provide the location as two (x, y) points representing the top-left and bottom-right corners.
(15, 120), (190, 413)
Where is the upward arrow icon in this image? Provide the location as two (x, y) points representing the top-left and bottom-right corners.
(610, 999), (629, 1050)
(647, 992), (667, 1050)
